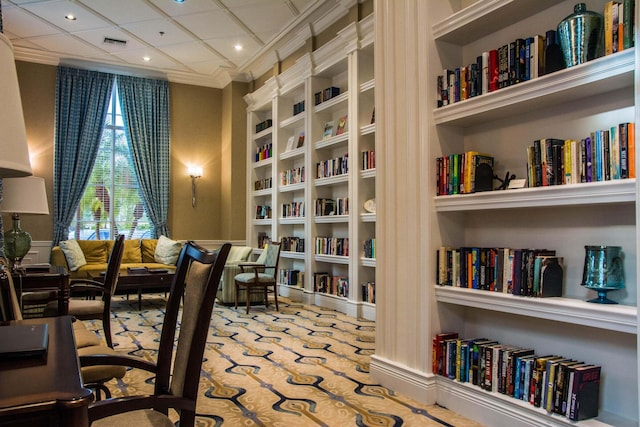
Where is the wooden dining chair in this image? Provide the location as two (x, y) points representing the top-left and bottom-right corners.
(44, 234), (125, 348)
(80, 241), (231, 427)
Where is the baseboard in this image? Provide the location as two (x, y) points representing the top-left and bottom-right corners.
(369, 355), (437, 404)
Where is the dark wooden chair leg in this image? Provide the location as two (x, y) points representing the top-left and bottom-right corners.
(272, 283), (278, 311)
(245, 284), (251, 314)
(234, 281), (239, 309)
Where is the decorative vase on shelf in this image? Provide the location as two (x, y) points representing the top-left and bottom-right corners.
(581, 245), (625, 304)
(557, 3), (604, 67)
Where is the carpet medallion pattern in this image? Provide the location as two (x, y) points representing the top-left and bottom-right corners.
(85, 294), (481, 427)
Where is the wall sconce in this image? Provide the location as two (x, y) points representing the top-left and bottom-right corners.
(188, 166), (202, 207)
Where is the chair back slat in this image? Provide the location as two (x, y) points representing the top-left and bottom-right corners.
(155, 242), (231, 406)
(0, 258), (22, 321)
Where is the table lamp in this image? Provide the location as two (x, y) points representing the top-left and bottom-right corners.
(0, 177), (49, 270)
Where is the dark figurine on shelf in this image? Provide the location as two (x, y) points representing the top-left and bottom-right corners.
(494, 171), (516, 190)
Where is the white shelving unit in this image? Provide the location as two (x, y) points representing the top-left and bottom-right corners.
(369, 1), (639, 427)
(244, 14), (376, 320)
(425, 1), (639, 426)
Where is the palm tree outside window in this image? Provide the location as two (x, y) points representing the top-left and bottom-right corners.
(68, 84), (150, 240)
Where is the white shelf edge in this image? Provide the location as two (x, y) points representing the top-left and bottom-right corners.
(252, 157), (273, 169)
(279, 182), (305, 192)
(360, 123), (376, 135)
(432, 0), (559, 45)
(436, 376), (636, 427)
(280, 146), (304, 160)
(314, 254), (350, 264)
(314, 91), (349, 113)
(360, 212), (376, 222)
(361, 257), (376, 267)
(281, 251), (305, 260)
(434, 179), (636, 211)
(279, 217), (305, 225)
(435, 286), (637, 334)
(315, 214), (349, 223)
(314, 132), (349, 149)
(252, 126), (273, 141)
(433, 49), (634, 127)
(360, 168), (376, 179)
(360, 79), (375, 92)
(252, 219), (273, 226)
(279, 112), (305, 129)
(314, 174), (349, 187)
(252, 188), (272, 197)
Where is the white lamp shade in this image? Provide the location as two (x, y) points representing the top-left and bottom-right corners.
(0, 177), (49, 215)
(0, 33), (31, 178)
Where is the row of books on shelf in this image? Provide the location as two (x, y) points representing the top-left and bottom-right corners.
(362, 150), (375, 170)
(313, 273), (349, 297)
(436, 246), (563, 298)
(436, 152), (494, 196)
(281, 236), (304, 253)
(316, 154), (348, 179)
(362, 281), (375, 304)
(314, 86), (341, 105)
(363, 238), (376, 259)
(433, 333), (601, 421)
(315, 197), (348, 216)
(255, 119), (272, 133)
(284, 132), (305, 152)
(281, 202), (304, 218)
(279, 269), (303, 286)
(526, 123), (636, 187)
(604, 0), (635, 55)
(256, 233), (270, 249)
(280, 166), (305, 186)
(255, 142), (272, 162)
(254, 177), (272, 191)
(436, 1), (635, 108)
(292, 100), (305, 116)
(255, 205), (272, 220)
(315, 237), (349, 257)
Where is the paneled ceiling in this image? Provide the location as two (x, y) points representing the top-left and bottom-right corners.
(1, 0), (349, 88)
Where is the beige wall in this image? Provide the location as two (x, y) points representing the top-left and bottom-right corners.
(5, 61), (240, 243)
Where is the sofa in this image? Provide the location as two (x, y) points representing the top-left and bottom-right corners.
(50, 238), (179, 279)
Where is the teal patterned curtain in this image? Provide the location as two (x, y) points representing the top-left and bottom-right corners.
(117, 76), (170, 238)
(53, 67), (114, 246)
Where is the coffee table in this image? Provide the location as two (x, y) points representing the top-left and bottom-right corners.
(89, 269), (175, 310)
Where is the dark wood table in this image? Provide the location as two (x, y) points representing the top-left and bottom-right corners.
(12, 266), (70, 316)
(89, 269), (175, 310)
(0, 316), (93, 426)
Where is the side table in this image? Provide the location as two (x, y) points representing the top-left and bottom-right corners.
(12, 266), (70, 316)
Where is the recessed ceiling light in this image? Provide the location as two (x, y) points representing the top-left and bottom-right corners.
(143, 56), (151, 62)
(234, 44), (243, 51)
(65, 14), (77, 21)
(174, 0), (185, 3)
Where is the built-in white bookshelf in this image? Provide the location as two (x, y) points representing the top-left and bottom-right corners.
(244, 14), (376, 320)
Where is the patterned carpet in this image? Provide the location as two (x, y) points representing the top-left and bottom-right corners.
(83, 293), (482, 427)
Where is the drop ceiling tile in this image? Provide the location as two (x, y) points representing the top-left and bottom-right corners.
(149, 0), (221, 17)
(19, 0), (112, 32)
(110, 48), (185, 71)
(121, 19), (196, 47)
(158, 41), (223, 65)
(28, 33), (110, 58)
(185, 59), (229, 76)
(227, 0), (294, 35)
(206, 35), (261, 61)
(173, 10), (245, 40)
(2, 5), (61, 38)
(79, 0), (164, 25)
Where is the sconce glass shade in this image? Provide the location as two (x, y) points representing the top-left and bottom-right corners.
(0, 33), (32, 178)
(581, 245), (625, 304)
(0, 177), (49, 269)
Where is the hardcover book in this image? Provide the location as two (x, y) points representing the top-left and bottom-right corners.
(568, 365), (601, 421)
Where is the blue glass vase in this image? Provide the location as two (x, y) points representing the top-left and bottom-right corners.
(557, 3), (604, 67)
(581, 245), (625, 304)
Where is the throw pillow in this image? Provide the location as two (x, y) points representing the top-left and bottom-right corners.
(122, 239), (142, 263)
(154, 235), (182, 265)
(59, 239), (87, 271)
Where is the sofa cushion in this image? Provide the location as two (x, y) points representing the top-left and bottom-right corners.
(77, 240), (109, 264)
(141, 239), (157, 263)
(122, 239), (142, 263)
(58, 239), (87, 272)
(154, 235), (182, 265)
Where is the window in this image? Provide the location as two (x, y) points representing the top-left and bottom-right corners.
(68, 84), (151, 240)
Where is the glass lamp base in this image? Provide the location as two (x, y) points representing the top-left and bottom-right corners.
(3, 215), (32, 272)
(586, 288), (621, 304)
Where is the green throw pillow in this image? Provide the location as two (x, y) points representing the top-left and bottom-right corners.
(59, 239), (87, 271)
(154, 235), (182, 265)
